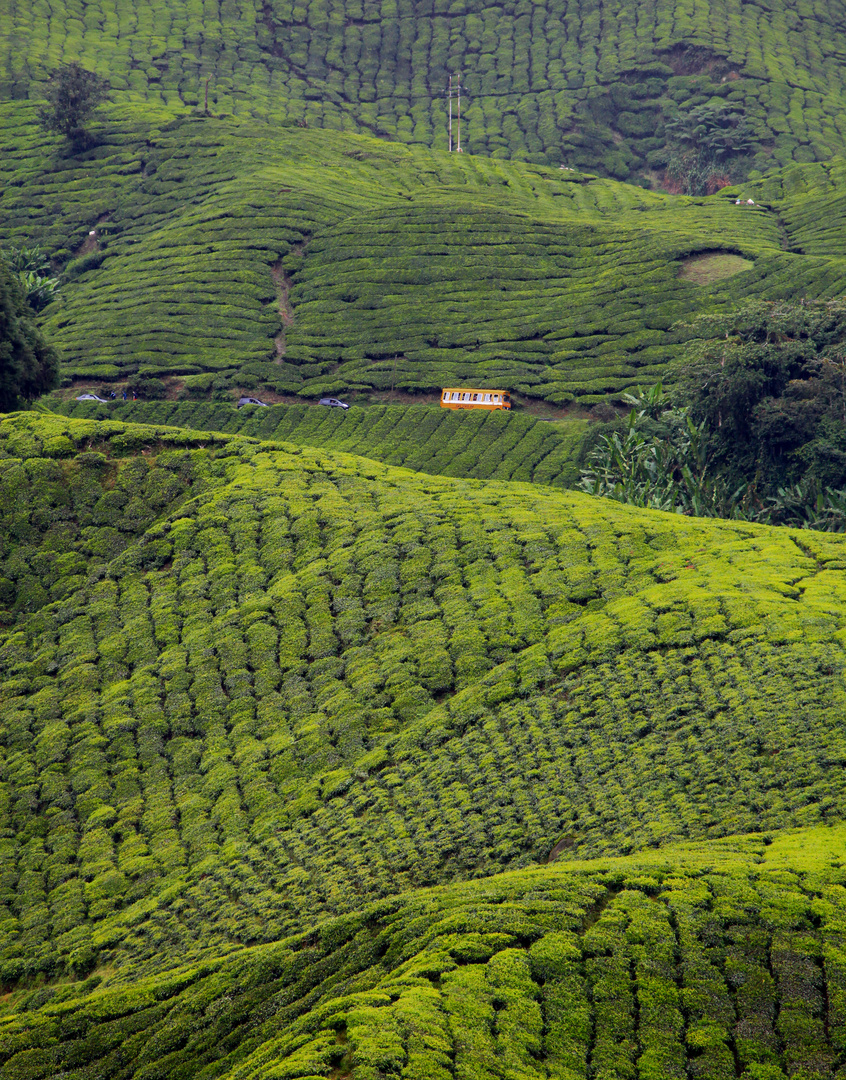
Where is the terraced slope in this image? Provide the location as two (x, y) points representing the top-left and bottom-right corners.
(4, 0), (846, 178)
(4, 412), (846, 992)
(3, 826), (846, 1080)
(5, 112), (846, 404)
(55, 399), (592, 487)
(729, 157), (846, 260)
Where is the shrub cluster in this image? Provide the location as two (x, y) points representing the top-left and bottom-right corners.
(4, 113), (846, 406)
(58, 399), (591, 488)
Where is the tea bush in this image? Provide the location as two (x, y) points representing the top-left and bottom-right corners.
(4, 0), (846, 180)
(2, 827), (846, 1079)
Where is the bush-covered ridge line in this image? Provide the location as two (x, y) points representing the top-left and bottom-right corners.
(53, 399), (592, 488)
(2, 826), (846, 1078)
(4, 414), (846, 991)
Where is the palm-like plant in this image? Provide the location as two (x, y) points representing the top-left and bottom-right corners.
(0, 246), (60, 310)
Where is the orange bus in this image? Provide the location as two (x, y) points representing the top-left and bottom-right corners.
(440, 388), (511, 411)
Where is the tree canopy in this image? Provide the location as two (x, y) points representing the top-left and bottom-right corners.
(676, 300), (846, 483)
(579, 301), (846, 529)
(37, 63), (110, 143)
(0, 262), (59, 411)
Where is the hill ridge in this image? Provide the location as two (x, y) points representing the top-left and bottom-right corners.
(6, 0), (846, 181)
(3, 823), (846, 1078)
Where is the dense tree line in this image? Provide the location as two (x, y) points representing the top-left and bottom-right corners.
(580, 300), (846, 529)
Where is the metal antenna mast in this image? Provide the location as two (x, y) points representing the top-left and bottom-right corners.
(457, 73), (462, 152)
(448, 75), (453, 152)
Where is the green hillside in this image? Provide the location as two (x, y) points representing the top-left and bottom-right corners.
(5, 0), (846, 181)
(4, 412), (846, 1004)
(5, 107), (846, 404)
(3, 826), (846, 1080)
(55, 399), (592, 487)
(8, 0), (846, 1071)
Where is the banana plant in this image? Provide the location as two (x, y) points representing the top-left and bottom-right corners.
(0, 245), (61, 310)
(579, 385), (748, 519)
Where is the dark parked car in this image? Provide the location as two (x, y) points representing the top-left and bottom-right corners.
(236, 396), (270, 407)
(76, 393), (108, 403)
(319, 397), (349, 410)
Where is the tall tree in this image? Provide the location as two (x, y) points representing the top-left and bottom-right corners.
(37, 63), (110, 145)
(0, 263), (59, 412)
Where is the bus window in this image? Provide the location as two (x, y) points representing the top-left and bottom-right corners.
(493, 394), (499, 402)
(472, 393), (479, 401)
(484, 394), (491, 402)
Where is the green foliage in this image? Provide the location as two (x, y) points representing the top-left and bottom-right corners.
(665, 103), (755, 160)
(3, 413), (846, 986)
(0, 248), (59, 312)
(578, 383), (740, 516)
(677, 301), (846, 466)
(676, 300), (846, 519)
(662, 102), (754, 194)
(3, 0), (845, 180)
(36, 64), (110, 145)
(0, 263), (58, 412)
(1, 415), (846, 1073)
(581, 303), (846, 528)
(55, 399), (592, 489)
(1, 828), (846, 1079)
(6, 1), (846, 1072)
(3, 112), (846, 405)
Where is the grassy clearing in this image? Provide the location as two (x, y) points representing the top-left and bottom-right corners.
(678, 250), (755, 284)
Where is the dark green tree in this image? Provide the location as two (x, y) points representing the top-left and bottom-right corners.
(0, 263), (59, 411)
(582, 302), (846, 530)
(37, 63), (110, 144)
(675, 300), (846, 484)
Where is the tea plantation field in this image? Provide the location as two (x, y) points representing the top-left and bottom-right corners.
(55, 399), (592, 487)
(5, 0), (846, 179)
(3, 827), (846, 1080)
(6, 109), (846, 405)
(4, 411), (846, 1080)
(9, 0), (846, 1073)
